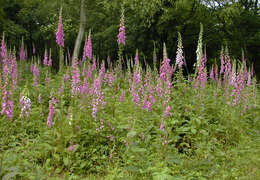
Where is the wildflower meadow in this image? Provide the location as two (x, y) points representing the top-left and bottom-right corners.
(0, 2), (260, 180)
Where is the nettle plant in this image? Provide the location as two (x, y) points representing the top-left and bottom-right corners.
(0, 10), (258, 179)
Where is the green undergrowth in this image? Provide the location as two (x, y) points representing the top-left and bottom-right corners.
(0, 68), (259, 180)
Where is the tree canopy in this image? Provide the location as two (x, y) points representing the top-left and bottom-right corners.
(0, 0), (259, 77)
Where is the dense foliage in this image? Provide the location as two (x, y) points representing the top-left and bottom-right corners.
(1, 27), (260, 179)
(0, 0), (259, 77)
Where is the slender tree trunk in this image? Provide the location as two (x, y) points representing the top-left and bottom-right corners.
(254, 0), (258, 14)
(72, 0), (86, 61)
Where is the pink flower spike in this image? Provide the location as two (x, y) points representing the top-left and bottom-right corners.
(175, 32), (184, 69)
(164, 105), (172, 118)
(160, 120), (165, 131)
(68, 144), (78, 151)
(117, 10), (126, 45)
(210, 66), (214, 80)
(86, 32), (92, 60)
(47, 97), (57, 128)
(134, 49), (138, 66)
(56, 8), (64, 47)
(43, 49), (48, 66)
(48, 48), (52, 66)
(120, 91), (125, 103)
(1, 33), (7, 61)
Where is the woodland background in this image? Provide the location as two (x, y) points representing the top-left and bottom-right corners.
(0, 0), (259, 77)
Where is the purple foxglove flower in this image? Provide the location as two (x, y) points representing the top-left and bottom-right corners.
(47, 97), (57, 128)
(164, 105), (172, 118)
(231, 69), (245, 105)
(160, 58), (172, 81)
(1, 90), (8, 115)
(19, 95), (31, 118)
(7, 100), (14, 120)
(117, 10), (126, 45)
(87, 65), (92, 79)
(210, 66), (215, 81)
(43, 49), (48, 66)
(33, 64), (39, 87)
(175, 32), (184, 69)
(71, 58), (81, 97)
(2, 55), (9, 83)
(11, 54), (18, 89)
(81, 78), (88, 95)
(67, 49), (71, 63)
(133, 70), (141, 85)
(229, 63), (236, 86)
(82, 36), (87, 61)
(82, 64), (87, 77)
(195, 54), (207, 88)
(93, 76), (101, 91)
(1, 89), (13, 120)
(134, 50), (138, 66)
(64, 70), (70, 82)
(48, 48), (52, 66)
(149, 94), (155, 104)
(147, 101), (152, 112)
(99, 62), (105, 80)
(59, 82), (65, 94)
(131, 87), (139, 106)
(30, 64), (34, 73)
(214, 64), (218, 81)
(160, 120), (165, 131)
(107, 72), (115, 86)
(224, 52), (231, 81)
(143, 97), (148, 109)
(45, 77), (50, 87)
(68, 144), (78, 151)
(47, 110), (53, 128)
(144, 73), (150, 87)
(1, 33), (6, 61)
(155, 81), (163, 97)
(86, 32), (92, 60)
(56, 8), (64, 47)
(92, 58), (97, 71)
(247, 71), (251, 86)
(220, 48), (225, 74)
(38, 94), (42, 104)
(92, 102), (98, 120)
(91, 76), (105, 120)
(120, 91), (125, 103)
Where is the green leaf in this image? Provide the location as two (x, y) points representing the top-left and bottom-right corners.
(53, 153), (60, 162)
(131, 147), (146, 153)
(191, 128), (197, 134)
(126, 165), (139, 173)
(127, 130), (137, 138)
(2, 171), (19, 180)
(63, 156), (69, 166)
(45, 159), (51, 166)
(55, 167), (62, 174)
(80, 162), (87, 169)
(153, 174), (174, 180)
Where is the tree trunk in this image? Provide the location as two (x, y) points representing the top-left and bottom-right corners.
(72, 0), (86, 61)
